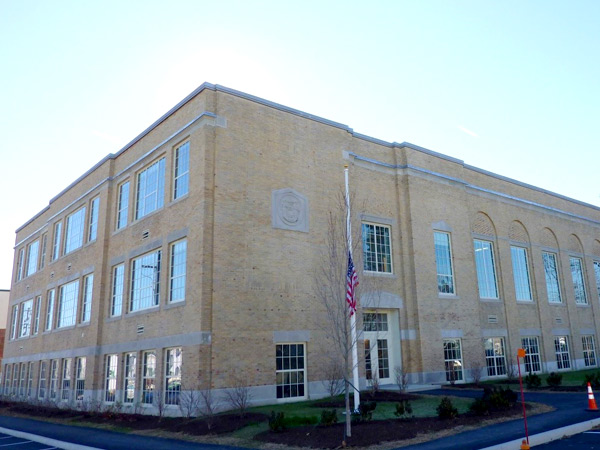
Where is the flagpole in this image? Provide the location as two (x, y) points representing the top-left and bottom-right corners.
(345, 165), (361, 412)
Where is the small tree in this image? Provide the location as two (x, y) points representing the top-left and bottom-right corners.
(225, 377), (251, 418)
(199, 389), (218, 430)
(153, 390), (166, 420)
(394, 366), (409, 392)
(178, 384), (202, 419)
(470, 361), (484, 386)
(321, 360), (345, 398)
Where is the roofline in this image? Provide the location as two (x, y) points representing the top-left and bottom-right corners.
(16, 82), (600, 233)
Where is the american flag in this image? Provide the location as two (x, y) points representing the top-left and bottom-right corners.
(346, 251), (359, 315)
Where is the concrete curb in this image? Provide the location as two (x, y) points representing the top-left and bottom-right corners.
(480, 416), (600, 449)
(0, 425), (102, 450)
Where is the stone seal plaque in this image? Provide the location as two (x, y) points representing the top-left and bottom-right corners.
(272, 188), (309, 232)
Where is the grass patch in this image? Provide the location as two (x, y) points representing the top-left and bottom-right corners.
(483, 368), (600, 388)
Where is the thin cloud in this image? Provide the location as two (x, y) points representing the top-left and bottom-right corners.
(458, 126), (478, 137)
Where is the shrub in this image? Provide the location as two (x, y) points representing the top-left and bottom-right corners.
(284, 415), (318, 427)
(319, 409), (338, 426)
(268, 411), (286, 432)
(546, 372), (563, 388)
(394, 400), (413, 418)
(525, 373), (542, 389)
(352, 401), (377, 422)
(583, 372), (600, 389)
(469, 387), (516, 416)
(436, 397), (458, 420)
(469, 397), (490, 416)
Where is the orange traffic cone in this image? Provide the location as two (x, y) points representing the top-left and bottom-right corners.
(587, 382), (598, 411)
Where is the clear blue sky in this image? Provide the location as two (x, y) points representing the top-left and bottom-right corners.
(0, 0), (599, 288)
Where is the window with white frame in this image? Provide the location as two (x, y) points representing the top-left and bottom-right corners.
(142, 351), (156, 404)
(81, 274), (93, 323)
(64, 207), (86, 255)
(111, 264), (124, 317)
(135, 158), (165, 220)
(474, 240), (499, 299)
(49, 360), (58, 400)
(593, 261), (600, 301)
(170, 240), (186, 303)
(51, 221), (62, 261)
(276, 343), (306, 399)
(521, 337), (541, 373)
(61, 358), (71, 401)
(58, 280), (79, 328)
(19, 299), (33, 338)
(511, 246), (532, 301)
(434, 231), (455, 294)
(15, 248), (24, 281)
(543, 252), (562, 303)
(4, 364), (11, 396)
(40, 233), (47, 269)
(75, 357), (86, 401)
(570, 257), (587, 305)
(88, 197), (100, 242)
(19, 363), (27, 396)
(38, 361), (47, 399)
(105, 354), (118, 402)
(443, 339), (463, 382)
(165, 347), (182, 405)
(484, 337), (507, 377)
(45, 289), (55, 331)
(33, 295), (41, 335)
(9, 305), (18, 340)
(27, 362), (34, 398)
(26, 240), (39, 277)
(582, 335), (597, 367)
(130, 250), (161, 312)
(363, 312), (388, 332)
(124, 353), (136, 404)
(12, 365), (18, 395)
(554, 336), (571, 369)
(173, 141), (189, 200)
(362, 223), (392, 273)
(116, 181), (130, 230)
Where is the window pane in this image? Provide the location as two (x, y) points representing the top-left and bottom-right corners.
(570, 257), (587, 305)
(434, 232), (454, 294)
(362, 223), (392, 273)
(543, 252), (562, 303)
(26, 240), (39, 277)
(88, 197), (100, 242)
(474, 240), (498, 299)
(111, 265), (124, 316)
(135, 158), (165, 220)
(117, 182), (130, 229)
(170, 240), (187, 302)
(64, 208), (86, 254)
(130, 250), (161, 311)
(58, 280), (79, 328)
(174, 142), (190, 199)
(511, 246), (532, 301)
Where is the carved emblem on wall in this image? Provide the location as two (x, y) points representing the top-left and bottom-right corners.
(272, 188), (309, 232)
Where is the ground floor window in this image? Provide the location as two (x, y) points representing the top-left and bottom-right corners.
(554, 336), (571, 370)
(142, 351), (156, 404)
(61, 359), (72, 401)
(49, 360), (59, 400)
(27, 362), (34, 397)
(165, 347), (182, 405)
(38, 361), (47, 399)
(443, 339), (464, 382)
(124, 353), (136, 404)
(276, 343), (306, 399)
(12, 365), (18, 395)
(582, 335), (597, 367)
(75, 357), (86, 401)
(484, 337), (507, 377)
(105, 354), (118, 402)
(19, 363), (27, 397)
(521, 337), (541, 373)
(4, 364), (11, 396)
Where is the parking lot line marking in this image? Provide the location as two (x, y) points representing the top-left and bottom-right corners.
(0, 442), (33, 447)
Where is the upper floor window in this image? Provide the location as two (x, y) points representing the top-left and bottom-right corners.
(434, 231), (454, 294)
(543, 252), (562, 303)
(26, 240), (39, 277)
(19, 299), (33, 338)
(15, 248), (24, 281)
(58, 280), (79, 328)
(88, 197), (100, 242)
(570, 257), (587, 305)
(173, 141), (189, 200)
(45, 289), (55, 331)
(39, 233), (47, 269)
(81, 274), (93, 323)
(511, 246), (532, 301)
(362, 223), (392, 273)
(593, 261), (600, 301)
(116, 181), (130, 230)
(474, 239), (498, 299)
(51, 221), (62, 261)
(33, 296), (41, 335)
(64, 208), (86, 255)
(130, 249), (161, 312)
(9, 305), (18, 340)
(169, 240), (187, 303)
(111, 264), (124, 317)
(135, 158), (165, 220)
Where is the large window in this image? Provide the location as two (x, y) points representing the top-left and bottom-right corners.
(124, 353), (136, 404)
(554, 336), (571, 370)
(276, 343), (306, 399)
(61, 358), (71, 401)
(49, 360), (58, 400)
(543, 252), (562, 303)
(27, 362), (34, 398)
(19, 299), (33, 338)
(75, 357), (86, 401)
(81, 274), (93, 323)
(26, 240), (39, 277)
(4, 364), (11, 395)
(111, 264), (124, 317)
(170, 240), (187, 303)
(88, 197), (100, 242)
(9, 305), (17, 340)
(19, 363), (27, 397)
(45, 289), (55, 331)
(15, 248), (24, 281)
(484, 337), (507, 377)
(51, 221), (62, 261)
(117, 181), (130, 230)
(142, 351), (156, 404)
(64, 207), (86, 254)
(38, 361), (47, 399)
(165, 347), (182, 405)
(521, 337), (541, 373)
(130, 250), (161, 312)
(474, 240), (498, 299)
(33, 296), (41, 335)
(511, 246), (532, 301)
(105, 354), (118, 403)
(362, 223), (392, 273)
(173, 141), (190, 199)
(593, 261), (600, 301)
(583, 336), (597, 367)
(135, 158), (165, 220)
(434, 232), (455, 294)
(443, 339), (463, 382)
(40, 233), (47, 269)
(58, 280), (79, 328)
(570, 257), (587, 305)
